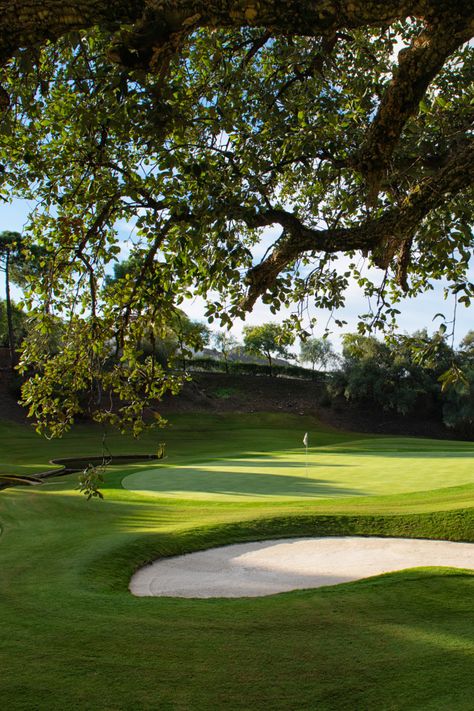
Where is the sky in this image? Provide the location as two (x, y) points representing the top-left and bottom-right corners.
(0, 198), (472, 354)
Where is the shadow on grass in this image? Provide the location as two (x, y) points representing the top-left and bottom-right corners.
(123, 468), (365, 498)
(205, 458), (349, 468)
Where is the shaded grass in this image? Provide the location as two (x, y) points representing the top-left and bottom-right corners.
(1, 414), (474, 710)
(122, 450), (474, 501)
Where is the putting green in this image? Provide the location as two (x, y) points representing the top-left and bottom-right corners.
(122, 437), (474, 501)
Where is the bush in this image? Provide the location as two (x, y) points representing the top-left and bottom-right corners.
(187, 357), (318, 380)
(228, 361), (272, 376)
(188, 357), (226, 372)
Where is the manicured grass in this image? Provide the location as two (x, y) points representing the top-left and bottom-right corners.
(1, 413), (474, 709)
(113, 413), (474, 503)
(123, 444), (474, 501)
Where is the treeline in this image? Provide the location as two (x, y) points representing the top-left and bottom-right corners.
(189, 326), (474, 433)
(329, 331), (474, 433)
(7, 297), (474, 435)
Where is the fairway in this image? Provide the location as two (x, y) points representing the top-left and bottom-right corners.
(122, 436), (474, 501)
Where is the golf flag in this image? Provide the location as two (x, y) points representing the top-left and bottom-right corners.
(303, 432), (308, 447)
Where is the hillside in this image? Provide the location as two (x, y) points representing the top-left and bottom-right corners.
(0, 367), (470, 441)
(157, 372), (468, 441)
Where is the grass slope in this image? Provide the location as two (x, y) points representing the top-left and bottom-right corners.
(1, 413), (474, 710)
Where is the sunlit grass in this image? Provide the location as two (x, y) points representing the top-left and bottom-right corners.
(122, 448), (474, 501)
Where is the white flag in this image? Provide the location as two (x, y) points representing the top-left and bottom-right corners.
(303, 432), (308, 447)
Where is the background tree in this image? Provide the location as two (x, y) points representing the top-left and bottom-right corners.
(0, 3), (471, 432)
(458, 331), (474, 363)
(299, 338), (337, 374)
(440, 331), (474, 432)
(330, 330), (455, 419)
(0, 231), (23, 369)
(106, 258), (210, 369)
(441, 371), (474, 433)
(171, 313), (210, 371)
(0, 300), (28, 353)
(213, 331), (239, 374)
(243, 323), (293, 375)
(0, 231), (46, 370)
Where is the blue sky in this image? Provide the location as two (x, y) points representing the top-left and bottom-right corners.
(0, 199), (471, 352)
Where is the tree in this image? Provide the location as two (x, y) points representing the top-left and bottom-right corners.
(243, 323), (293, 375)
(442, 336), (474, 432)
(0, 231), (46, 370)
(299, 338), (336, 373)
(0, 231), (22, 369)
(342, 334), (391, 365)
(332, 330), (455, 418)
(0, 299), (29, 351)
(213, 331), (239, 374)
(459, 331), (474, 361)
(171, 313), (210, 371)
(0, 3), (471, 432)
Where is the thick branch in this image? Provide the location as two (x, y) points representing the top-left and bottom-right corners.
(355, 8), (474, 200)
(0, 1), (458, 67)
(0, 1), (144, 65)
(242, 135), (474, 309)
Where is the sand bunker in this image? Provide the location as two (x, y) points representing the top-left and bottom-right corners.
(129, 536), (474, 598)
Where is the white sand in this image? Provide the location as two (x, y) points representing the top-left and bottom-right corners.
(129, 536), (474, 598)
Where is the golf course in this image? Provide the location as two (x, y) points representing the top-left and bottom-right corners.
(1, 412), (474, 710)
(1, 2), (473, 707)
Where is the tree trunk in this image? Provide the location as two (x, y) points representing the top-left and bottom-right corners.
(267, 353), (273, 376)
(5, 251), (15, 371)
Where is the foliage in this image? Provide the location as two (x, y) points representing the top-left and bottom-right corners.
(0, 231), (21, 269)
(0, 6), (471, 431)
(331, 331), (455, 418)
(170, 313), (210, 370)
(212, 330), (239, 373)
(188, 356), (225, 373)
(0, 299), (29, 348)
(0, 231), (28, 366)
(299, 337), (337, 371)
(243, 323), (293, 373)
(106, 260), (211, 368)
(458, 330), (474, 361)
(188, 355), (316, 380)
(76, 463), (106, 500)
(442, 368), (474, 431)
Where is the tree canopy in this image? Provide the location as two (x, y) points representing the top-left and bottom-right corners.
(299, 337), (336, 371)
(243, 322), (293, 373)
(329, 328), (474, 432)
(0, 1), (472, 433)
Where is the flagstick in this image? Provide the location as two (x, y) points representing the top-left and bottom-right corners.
(303, 432), (309, 477)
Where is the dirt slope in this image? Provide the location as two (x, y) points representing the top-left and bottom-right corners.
(0, 369), (470, 440)
(157, 372), (465, 440)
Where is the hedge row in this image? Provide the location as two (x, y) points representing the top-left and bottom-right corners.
(187, 356), (327, 381)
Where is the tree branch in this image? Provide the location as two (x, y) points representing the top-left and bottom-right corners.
(241, 134), (474, 309)
(354, 9), (474, 200)
(0, 1), (457, 68)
